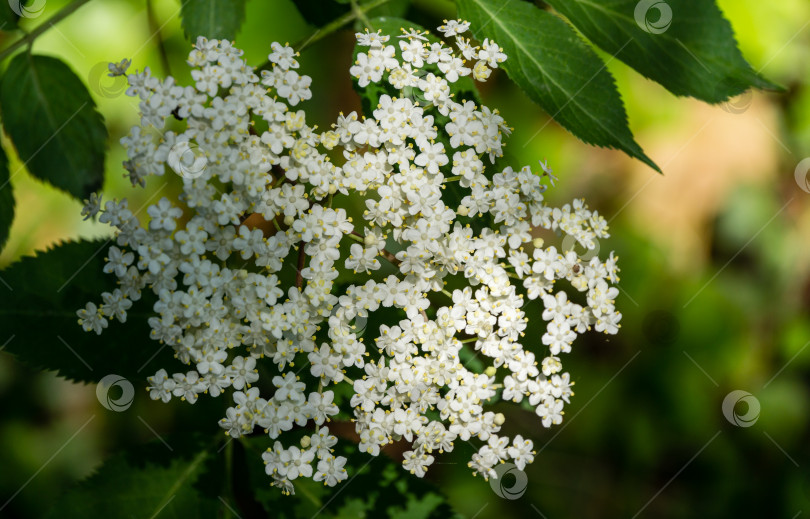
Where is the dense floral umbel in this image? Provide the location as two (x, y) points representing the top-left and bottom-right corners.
(78, 21), (621, 494)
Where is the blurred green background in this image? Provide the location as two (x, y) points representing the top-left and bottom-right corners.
(1, 0), (809, 517)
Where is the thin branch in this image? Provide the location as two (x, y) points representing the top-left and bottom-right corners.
(350, 0), (374, 30)
(296, 242), (306, 289)
(0, 0), (94, 63)
(146, 0), (171, 76)
(350, 231), (401, 266)
(255, 0), (393, 72)
(380, 248), (401, 267)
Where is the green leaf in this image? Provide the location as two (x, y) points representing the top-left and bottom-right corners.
(292, 0), (349, 27)
(456, 0), (659, 172)
(0, 240), (172, 384)
(45, 438), (220, 519)
(181, 0), (247, 41)
(363, 0), (411, 21)
(0, 0), (20, 31)
(0, 54), (107, 199)
(0, 145), (13, 251)
(543, 0), (781, 102)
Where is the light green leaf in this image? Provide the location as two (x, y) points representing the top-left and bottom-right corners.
(0, 54), (107, 199)
(0, 240), (173, 384)
(456, 0), (659, 172)
(543, 0), (781, 102)
(181, 0), (247, 41)
(45, 439), (219, 519)
(0, 145), (13, 250)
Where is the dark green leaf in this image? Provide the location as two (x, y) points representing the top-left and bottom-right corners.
(291, 0), (410, 29)
(0, 145), (13, 250)
(45, 438), (220, 519)
(180, 0), (247, 41)
(543, 0), (781, 102)
(0, 54), (106, 199)
(0, 0), (20, 31)
(292, 0), (349, 27)
(364, 0), (411, 21)
(0, 240), (172, 384)
(456, 0), (659, 172)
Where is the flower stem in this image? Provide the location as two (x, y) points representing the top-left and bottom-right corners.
(349, 230), (401, 266)
(380, 247), (401, 267)
(256, 0), (393, 72)
(146, 0), (171, 76)
(0, 0), (94, 63)
(296, 242), (306, 288)
(351, 0), (374, 30)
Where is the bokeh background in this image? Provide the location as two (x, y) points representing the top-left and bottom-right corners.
(1, 0), (809, 517)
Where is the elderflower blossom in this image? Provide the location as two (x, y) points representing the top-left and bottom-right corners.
(77, 21), (622, 494)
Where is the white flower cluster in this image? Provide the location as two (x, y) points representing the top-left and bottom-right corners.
(78, 21), (621, 494)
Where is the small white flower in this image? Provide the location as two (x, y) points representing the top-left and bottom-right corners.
(77, 29), (621, 495)
(81, 193), (103, 220)
(268, 42), (299, 70)
(108, 58), (131, 77)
